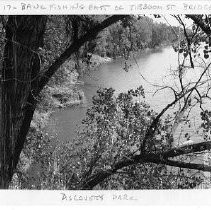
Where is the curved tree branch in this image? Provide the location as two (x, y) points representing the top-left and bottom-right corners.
(37, 15), (128, 94)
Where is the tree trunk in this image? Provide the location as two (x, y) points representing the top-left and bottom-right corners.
(0, 15), (127, 189)
(0, 16), (47, 188)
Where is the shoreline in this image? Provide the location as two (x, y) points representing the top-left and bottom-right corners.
(32, 43), (172, 130)
(31, 54), (113, 130)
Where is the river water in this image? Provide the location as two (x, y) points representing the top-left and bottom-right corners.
(46, 46), (205, 145)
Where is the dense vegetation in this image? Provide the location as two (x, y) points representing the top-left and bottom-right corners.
(93, 16), (179, 59)
(1, 15), (211, 190)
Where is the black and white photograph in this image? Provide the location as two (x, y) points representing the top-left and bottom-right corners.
(1, 0), (211, 206)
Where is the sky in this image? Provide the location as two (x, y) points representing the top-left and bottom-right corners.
(149, 14), (194, 27)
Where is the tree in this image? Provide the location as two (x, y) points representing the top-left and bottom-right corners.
(68, 87), (205, 189)
(0, 16), (47, 188)
(76, 15), (211, 189)
(1, 14), (211, 190)
(0, 15), (128, 189)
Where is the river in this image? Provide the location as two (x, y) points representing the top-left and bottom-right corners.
(46, 46), (205, 145)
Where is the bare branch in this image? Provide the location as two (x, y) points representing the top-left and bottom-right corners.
(159, 159), (211, 172)
(176, 15), (194, 68)
(161, 141), (211, 158)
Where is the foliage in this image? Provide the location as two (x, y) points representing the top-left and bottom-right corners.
(11, 87), (204, 190)
(95, 16), (179, 60)
(49, 87), (203, 190)
(3, 14), (211, 190)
